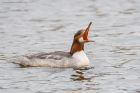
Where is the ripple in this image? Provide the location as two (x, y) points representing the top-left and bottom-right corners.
(0, 0), (140, 93)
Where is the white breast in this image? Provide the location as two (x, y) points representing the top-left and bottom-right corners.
(72, 50), (89, 67)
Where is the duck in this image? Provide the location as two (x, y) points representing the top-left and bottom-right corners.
(15, 22), (94, 68)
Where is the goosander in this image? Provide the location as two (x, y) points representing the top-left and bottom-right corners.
(15, 22), (94, 68)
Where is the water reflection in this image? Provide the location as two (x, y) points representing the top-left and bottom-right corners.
(71, 67), (94, 81)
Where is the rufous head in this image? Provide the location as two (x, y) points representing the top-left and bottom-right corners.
(70, 22), (94, 55)
(73, 22), (94, 43)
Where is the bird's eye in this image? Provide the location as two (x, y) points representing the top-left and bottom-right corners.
(78, 37), (84, 43)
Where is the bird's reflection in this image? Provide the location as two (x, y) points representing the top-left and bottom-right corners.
(71, 66), (94, 81)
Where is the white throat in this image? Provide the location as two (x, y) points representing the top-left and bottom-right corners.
(72, 50), (89, 67)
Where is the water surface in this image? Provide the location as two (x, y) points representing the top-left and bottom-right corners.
(0, 0), (140, 93)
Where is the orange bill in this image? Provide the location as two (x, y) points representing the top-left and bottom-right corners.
(83, 22), (94, 42)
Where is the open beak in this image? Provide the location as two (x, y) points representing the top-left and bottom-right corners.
(83, 22), (94, 42)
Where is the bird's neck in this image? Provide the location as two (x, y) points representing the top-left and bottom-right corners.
(70, 40), (84, 55)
